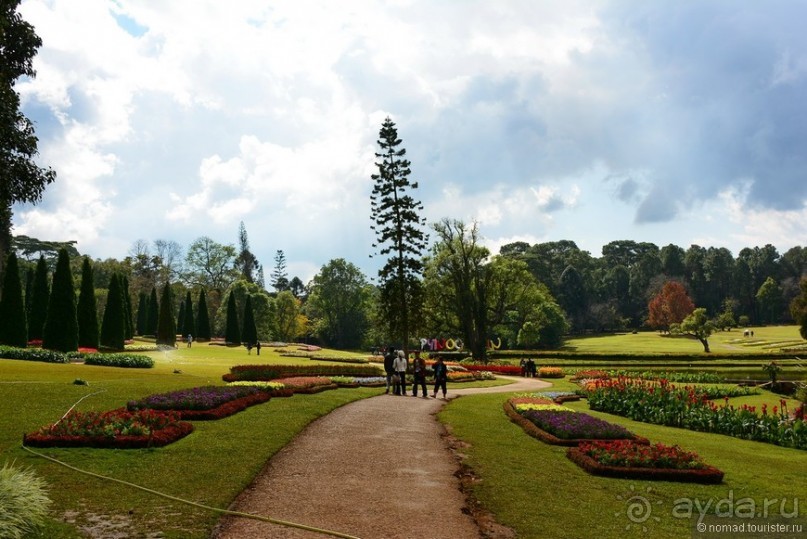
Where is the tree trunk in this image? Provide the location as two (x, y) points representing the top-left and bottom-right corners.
(699, 338), (710, 353)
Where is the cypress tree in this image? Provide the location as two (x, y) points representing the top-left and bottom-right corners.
(196, 288), (211, 340)
(24, 266), (33, 318)
(241, 294), (258, 346)
(156, 282), (176, 346)
(0, 252), (27, 347)
(146, 287), (159, 336)
(136, 292), (148, 335)
(224, 291), (240, 344)
(100, 273), (126, 350)
(182, 290), (195, 339)
(27, 256), (49, 340)
(176, 299), (186, 339)
(77, 257), (99, 349)
(121, 276), (134, 339)
(42, 249), (78, 352)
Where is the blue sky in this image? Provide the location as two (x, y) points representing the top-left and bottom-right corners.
(13, 0), (807, 283)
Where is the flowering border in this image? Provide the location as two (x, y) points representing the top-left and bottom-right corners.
(503, 401), (648, 447)
(23, 422), (194, 449)
(164, 392), (272, 420)
(566, 447), (724, 484)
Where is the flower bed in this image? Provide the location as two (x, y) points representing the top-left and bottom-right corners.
(23, 409), (193, 449)
(588, 377), (806, 450)
(532, 391), (582, 404)
(570, 369), (610, 381)
(274, 377), (338, 394)
(538, 366), (564, 378)
(567, 440), (724, 483)
(223, 363), (383, 382)
(329, 376), (387, 387)
(227, 381), (294, 397)
(503, 400), (647, 447)
(461, 364), (523, 376)
(127, 386), (273, 420)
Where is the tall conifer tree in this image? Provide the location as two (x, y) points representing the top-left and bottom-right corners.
(27, 256), (49, 340)
(121, 276), (134, 339)
(0, 251), (27, 346)
(136, 292), (148, 336)
(42, 249), (78, 352)
(176, 299), (186, 338)
(156, 282), (176, 346)
(196, 288), (211, 340)
(369, 117), (427, 353)
(100, 273), (125, 350)
(182, 290), (195, 338)
(146, 287), (159, 336)
(224, 291), (240, 344)
(77, 257), (99, 349)
(241, 294), (257, 346)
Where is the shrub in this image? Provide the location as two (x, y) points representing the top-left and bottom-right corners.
(0, 462), (51, 539)
(42, 249), (78, 352)
(0, 345), (69, 364)
(0, 252), (28, 347)
(80, 353), (154, 368)
(77, 257), (99, 349)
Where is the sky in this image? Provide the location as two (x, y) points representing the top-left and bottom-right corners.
(12, 0), (807, 283)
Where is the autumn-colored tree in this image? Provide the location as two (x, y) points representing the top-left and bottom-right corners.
(647, 281), (695, 332)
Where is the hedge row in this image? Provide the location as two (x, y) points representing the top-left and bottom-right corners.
(81, 353), (154, 368)
(0, 346), (70, 364)
(223, 363), (384, 382)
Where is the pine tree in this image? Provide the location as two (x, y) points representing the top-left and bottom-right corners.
(369, 117), (428, 354)
(156, 282), (176, 346)
(24, 265), (33, 318)
(100, 273), (126, 350)
(271, 250), (289, 292)
(224, 291), (240, 344)
(235, 221), (261, 284)
(121, 276), (134, 339)
(42, 249), (78, 352)
(136, 292), (148, 336)
(241, 294), (257, 346)
(146, 287), (159, 336)
(0, 251), (27, 347)
(77, 257), (99, 349)
(182, 290), (195, 338)
(196, 288), (211, 340)
(27, 256), (49, 341)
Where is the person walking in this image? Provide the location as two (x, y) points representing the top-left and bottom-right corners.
(393, 350), (408, 396)
(411, 351), (428, 397)
(256, 341), (261, 355)
(187, 334), (193, 348)
(383, 347), (395, 394)
(432, 356), (448, 399)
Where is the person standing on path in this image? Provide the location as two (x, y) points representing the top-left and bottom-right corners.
(411, 351), (428, 397)
(256, 341), (261, 355)
(383, 347), (396, 394)
(432, 355), (448, 399)
(393, 350), (408, 396)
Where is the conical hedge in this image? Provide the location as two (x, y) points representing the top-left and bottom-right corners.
(136, 292), (148, 336)
(27, 256), (49, 341)
(156, 282), (176, 346)
(241, 294), (257, 346)
(0, 252), (28, 347)
(42, 249), (78, 352)
(224, 291), (240, 345)
(196, 288), (211, 340)
(146, 287), (159, 336)
(182, 290), (195, 338)
(100, 273), (126, 350)
(77, 257), (99, 349)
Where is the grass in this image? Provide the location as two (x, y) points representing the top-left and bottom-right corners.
(0, 343), (507, 538)
(560, 325), (806, 355)
(438, 376), (807, 539)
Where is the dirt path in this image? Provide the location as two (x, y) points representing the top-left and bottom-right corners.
(212, 376), (550, 539)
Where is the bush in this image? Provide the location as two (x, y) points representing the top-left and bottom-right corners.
(0, 462), (51, 539)
(80, 353), (154, 368)
(0, 345), (69, 364)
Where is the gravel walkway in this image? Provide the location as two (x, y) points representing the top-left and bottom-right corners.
(213, 376), (550, 539)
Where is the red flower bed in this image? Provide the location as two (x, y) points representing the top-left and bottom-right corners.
(168, 392), (272, 420)
(503, 401), (648, 447)
(462, 364), (523, 375)
(23, 409), (193, 449)
(567, 441), (724, 483)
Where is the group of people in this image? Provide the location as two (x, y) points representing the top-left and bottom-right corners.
(519, 357), (537, 377)
(382, 347), (449, 399)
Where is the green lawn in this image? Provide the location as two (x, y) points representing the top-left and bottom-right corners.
(438, 377), (807, 539)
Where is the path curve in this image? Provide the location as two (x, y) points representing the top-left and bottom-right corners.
(213, 376), (550, 539)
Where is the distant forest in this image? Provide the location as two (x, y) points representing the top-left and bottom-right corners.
(497, 240), (805, 332)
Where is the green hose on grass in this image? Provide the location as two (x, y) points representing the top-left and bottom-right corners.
(21, 444), (361, 539)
